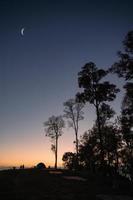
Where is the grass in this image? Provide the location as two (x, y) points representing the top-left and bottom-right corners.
(0, 168), (132, 200)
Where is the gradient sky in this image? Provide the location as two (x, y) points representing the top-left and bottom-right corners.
(0, 0), (133, 168)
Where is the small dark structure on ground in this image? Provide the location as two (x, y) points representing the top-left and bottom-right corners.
(36, 162), (46, 169)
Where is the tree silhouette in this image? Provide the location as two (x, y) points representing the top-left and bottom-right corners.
(110, 31), (133, 133)
(110, 31), (133, 148)
(79, 130), (99, 172)
(77, 62), (119, 167)
(111, 30), (133, 80)
(97, 103), (115, 128)
(122, 83), (133, 148)
(63, 98), (84, 166)
(44, 115), (65, 169)
(79, 117), (122, 175)
(62, 152), (77, 169)
(110, 30), (133, 180)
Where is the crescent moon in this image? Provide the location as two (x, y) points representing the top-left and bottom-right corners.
(21, 28), (25, 36)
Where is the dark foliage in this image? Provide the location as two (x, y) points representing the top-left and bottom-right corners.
(109, 31), (133, 181)
(110, 30), (133, 80)
(62, 152), (77, 170)
(77, 62), (119, 169)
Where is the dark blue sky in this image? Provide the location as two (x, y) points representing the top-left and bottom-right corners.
(0, 0), (133, 167)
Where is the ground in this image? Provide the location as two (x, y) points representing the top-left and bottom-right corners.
(0, 169), (132, 200)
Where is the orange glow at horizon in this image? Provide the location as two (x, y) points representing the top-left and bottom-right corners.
(0, 118), (89, 168)
(0, 129), (76, 168)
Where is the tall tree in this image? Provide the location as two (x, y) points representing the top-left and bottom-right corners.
(44, 115), (65, 169)
(110, 30), (133, 149)
(77, 62), (119, 167)
(110, 30), (133, 180)
(63, 98), (84, 165)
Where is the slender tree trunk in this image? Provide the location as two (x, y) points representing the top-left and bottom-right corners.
(75, 131), (78, 156)
(73, 118), (79, 168)
(73, 115), (79, 157)
(95, 103), (104, 168)
(55, 134), (58, 169)
(75, 131), (79, 168)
